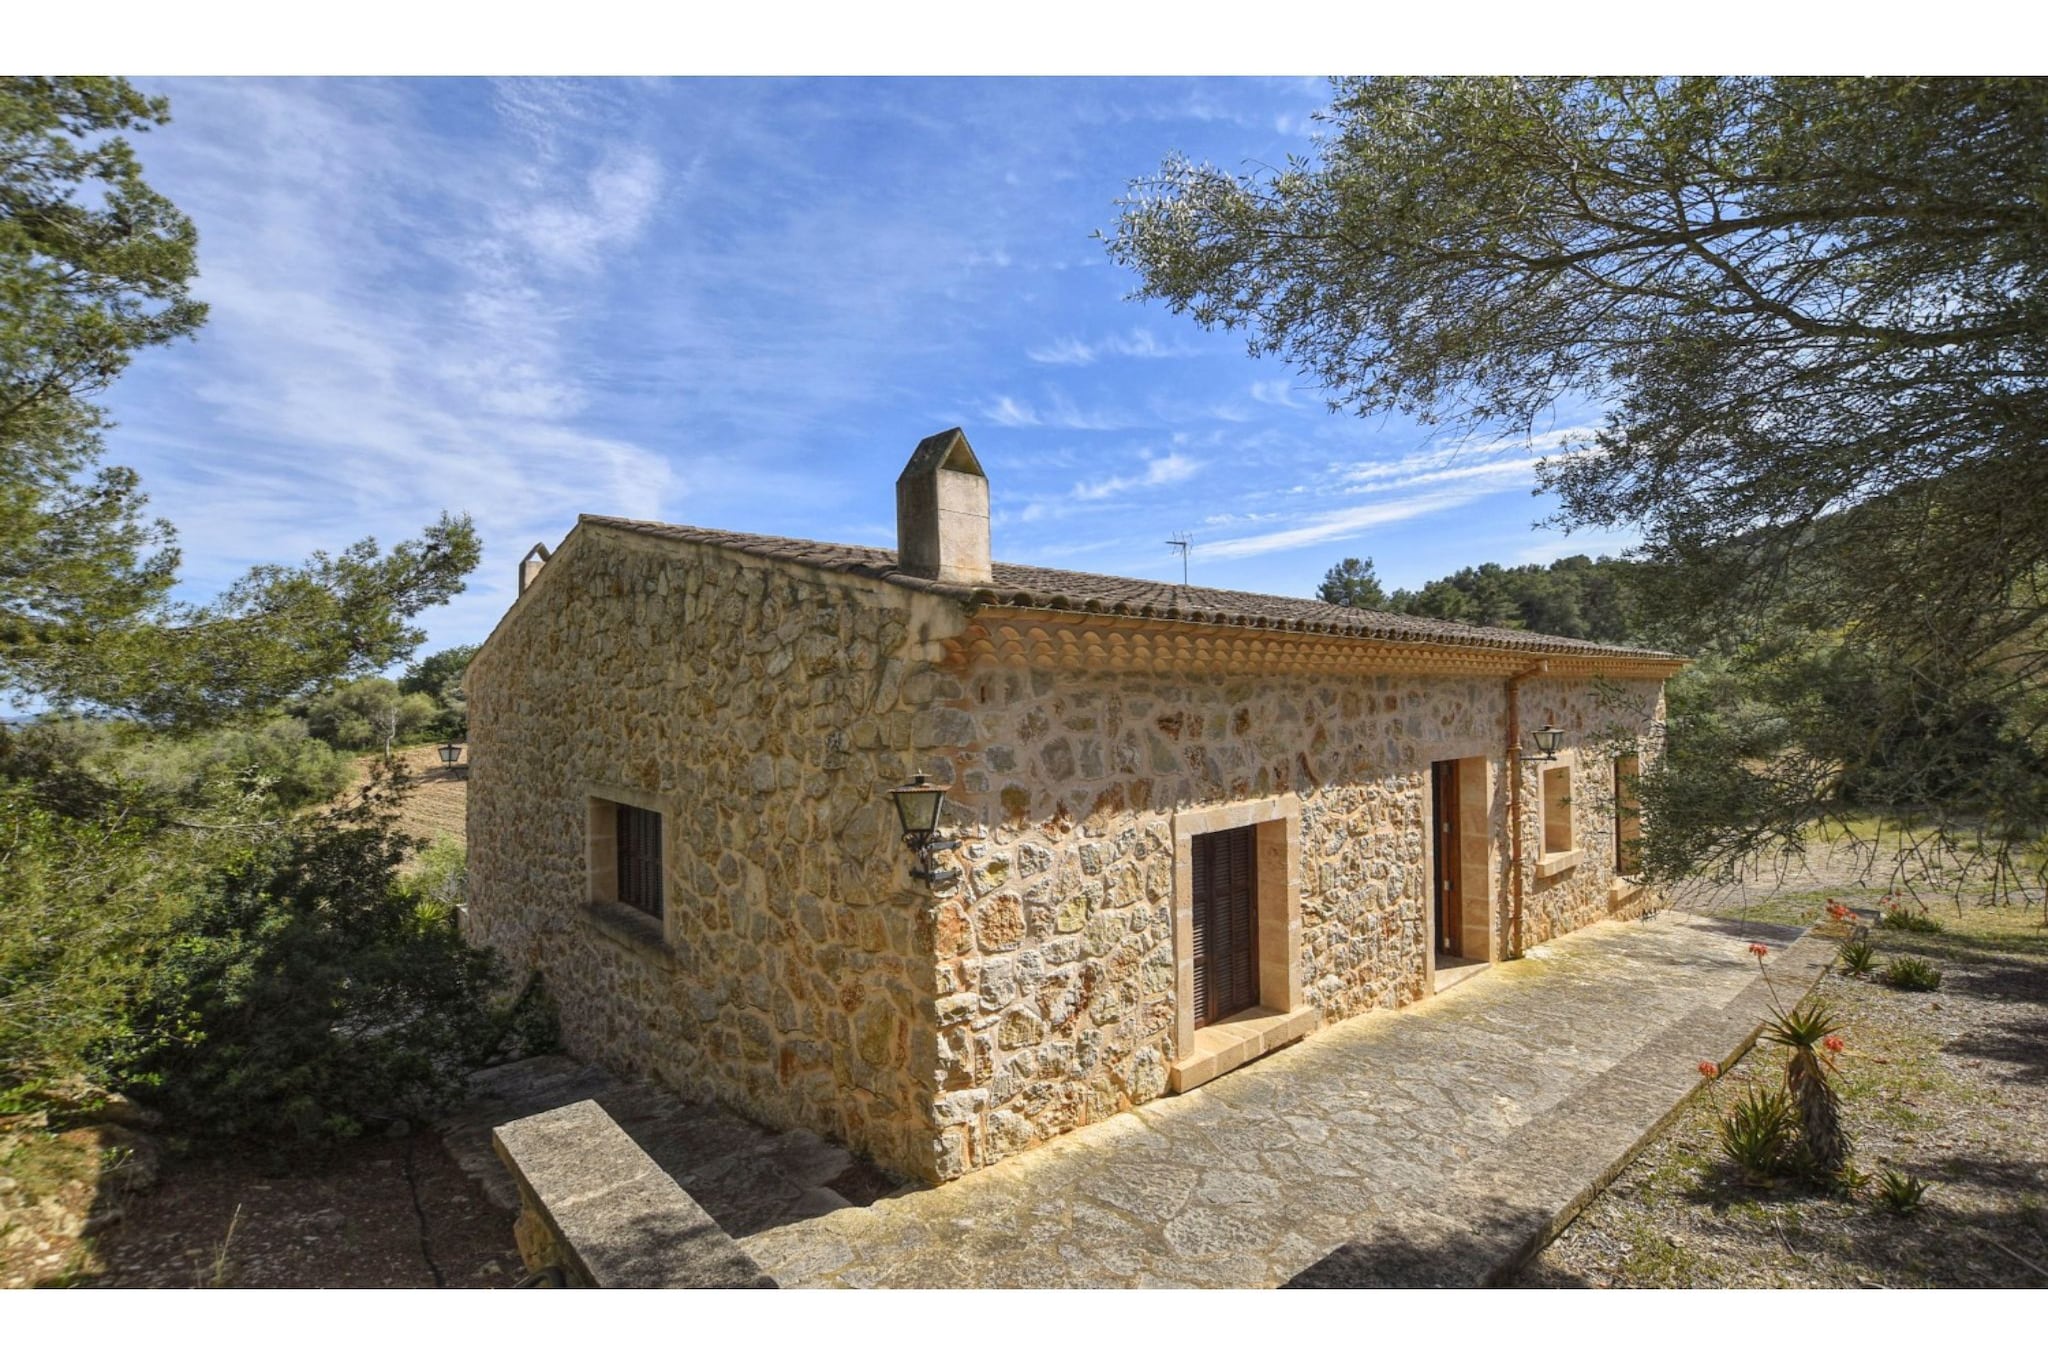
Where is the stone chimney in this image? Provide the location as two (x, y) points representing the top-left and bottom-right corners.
(895, 428), (991, 584)
(519, 541), (552, 595)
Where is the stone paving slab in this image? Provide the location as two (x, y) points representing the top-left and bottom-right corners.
(741, 913), (1835, 1288)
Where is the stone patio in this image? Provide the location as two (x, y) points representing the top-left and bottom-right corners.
(737, 911), (1834, 1287)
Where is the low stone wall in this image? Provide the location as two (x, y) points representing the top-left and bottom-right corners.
(493, 1100), (776, 1288)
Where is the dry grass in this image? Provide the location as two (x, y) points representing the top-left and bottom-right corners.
(1518, 894), (2048, 1287)
(349, 744), (467, 853)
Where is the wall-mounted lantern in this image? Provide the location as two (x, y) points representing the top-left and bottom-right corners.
(438, 740), (466, 770)
(888, 773), (959, 887)
(1526, 725), (1565, 761)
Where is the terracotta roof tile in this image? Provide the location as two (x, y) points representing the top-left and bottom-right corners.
(580, 515), (1680, 664)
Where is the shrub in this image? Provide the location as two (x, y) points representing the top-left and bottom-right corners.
(1718, 1085), (1795, 1182)
(1874, 1169), (1929, 1215)
(1838, 939), (1877, 976)
(107, 795), (516, 1142)
(0, 777), (205, 1102)
(1880, 956), (1944, 991)
(400, 834), (467, 914)
(1883, 905), (1942, 934)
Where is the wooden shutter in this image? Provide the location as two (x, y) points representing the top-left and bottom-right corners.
(616, 804), (664, 918)
(1191, 835), (1212, 1026)
(1192, 825), (1259, 1027)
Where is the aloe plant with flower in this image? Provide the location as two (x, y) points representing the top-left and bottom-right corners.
(1746, 941), (1853, 1180)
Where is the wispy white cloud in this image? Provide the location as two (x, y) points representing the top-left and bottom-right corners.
(116, 79), (681, 648)
(1193, 429), (1591, 562)
(977, 390), (1137, 431)
(1026, 327), (1198, 366)
(1249, 378), (1307, 408)
(1073, 450), (1201, 501)
(1201, 490), (1486, 559)
(983, 395), (1041, 427)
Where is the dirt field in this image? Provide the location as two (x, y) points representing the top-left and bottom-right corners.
(352, 743), (468, 849)
(1517, 892), (2048, 1288)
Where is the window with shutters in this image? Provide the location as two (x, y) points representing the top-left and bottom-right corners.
(587, 791), (668, 928)
(614, 803), (664, 918)
(1169, 795), (1311, 1093)
(1542, 765), (1574, 855)
(1613, 753), (1642, 877)
(1191, 825), (1259, 1028)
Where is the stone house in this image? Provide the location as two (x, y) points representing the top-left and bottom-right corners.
(464, 428), (1684, 1183)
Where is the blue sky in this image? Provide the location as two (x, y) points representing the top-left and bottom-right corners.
(106, 77), (1637, 659)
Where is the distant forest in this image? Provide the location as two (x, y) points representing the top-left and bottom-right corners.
(1315, 554), (1645, 647)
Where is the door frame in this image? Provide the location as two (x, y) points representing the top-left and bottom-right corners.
(1423, 753), (1496, 995)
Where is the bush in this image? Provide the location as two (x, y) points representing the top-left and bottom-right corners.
(400, 834), (467, 914)
(1718, 1085), (1796, 1182)
(1884, 907), (1942, 934)
(1838, 939), (1877, 976)
(2, 714), (350, 816)
(0, 777), (205, 1103)
(1880, 956), (1944, 991)
(107, 796), (518, 1141)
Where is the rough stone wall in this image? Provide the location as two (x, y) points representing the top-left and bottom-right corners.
(1514, 674), (1668, 948)
(467, 525), (1670, 1184)
(921, 662), (1507, 1176)
(465, 525), (962, 1180)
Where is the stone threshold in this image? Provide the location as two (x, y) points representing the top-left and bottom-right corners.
(1168, 1003), (1318, 1093)
(1433, 956), (1489, 994)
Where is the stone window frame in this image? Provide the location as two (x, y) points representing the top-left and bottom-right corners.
(1536, 761), (1583, 877)
(585, 781), (677, 959)
(1167, 794), (1315, 1092)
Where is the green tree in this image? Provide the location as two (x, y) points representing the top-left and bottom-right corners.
(2, 78), (200, 699)
(1376, 553), (1647, 644)
(400, 642), (476, 739)
(399, 643), (477, 700)
(301, 677), (440, 756)
(1113, 77), (2048, 884)
(1315, 556), (1387, 610)
(0, 80), (521, 1128)
(1, 76), (479, 728)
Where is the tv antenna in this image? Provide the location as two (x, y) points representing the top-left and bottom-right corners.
(1165, 531), (1193, 585)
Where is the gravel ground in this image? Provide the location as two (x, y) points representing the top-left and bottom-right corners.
(75, 1129), (520, 1289)
(1516, 897), (2048, 1288)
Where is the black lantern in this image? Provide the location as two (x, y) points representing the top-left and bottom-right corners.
(1528, 725), (1565, 760)
(438, 740), (465, 769)
(888, 773), (958, 886)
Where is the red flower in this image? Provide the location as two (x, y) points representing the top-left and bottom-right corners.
(1698, 1061), (1720, 1079)
(1844, 910), (1859, 922)
(1823, 1035), (1846, 1054)
(1748, 942), (1769, 959)
(1827, 903), (1848, 920)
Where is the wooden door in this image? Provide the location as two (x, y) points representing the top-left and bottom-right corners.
(1191, 825), (1258, 1027)
(1432, 761), (1461, 957)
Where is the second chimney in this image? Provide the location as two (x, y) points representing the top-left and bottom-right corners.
(895, 427), (991, 584)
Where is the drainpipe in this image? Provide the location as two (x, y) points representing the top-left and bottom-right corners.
(1504, 658), (1549, 958)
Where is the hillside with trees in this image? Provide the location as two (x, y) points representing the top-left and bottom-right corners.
(1319, 553), (1646, 645)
